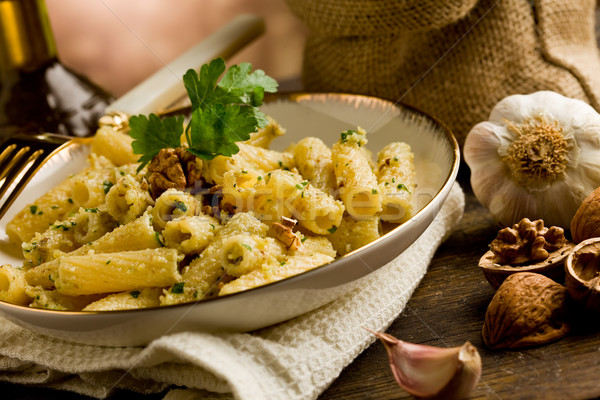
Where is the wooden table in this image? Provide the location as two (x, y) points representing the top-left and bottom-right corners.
(320, 167), (600, 400)
(2, 166), (599, 399)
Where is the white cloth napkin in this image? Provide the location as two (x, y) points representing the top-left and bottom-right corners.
(0, 182), (465, 400)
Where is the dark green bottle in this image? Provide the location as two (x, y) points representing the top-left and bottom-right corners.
(0, 0), (113, 143)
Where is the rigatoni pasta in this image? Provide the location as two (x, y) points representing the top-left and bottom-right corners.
(332, 128), (382, 219)
(203, 143), (295, 185)
(162, 214), (221, 255)
(327, 215), (381, 256)
(293, 137), (337, 195)
(0, 114), (416, 311)
(0, 264), (29, 306)
(243, 116), (286, 148)
(55, 248), (182, 296)
(90, 125), (138, 166)
(376, 142), (416, 223)
(82, 288), (162, 311)
(218, 236), (336, 296)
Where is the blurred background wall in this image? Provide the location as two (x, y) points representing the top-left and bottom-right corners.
(45, 0), (306, 97)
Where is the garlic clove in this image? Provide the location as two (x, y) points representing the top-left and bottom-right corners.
(369, 329), (482, 400)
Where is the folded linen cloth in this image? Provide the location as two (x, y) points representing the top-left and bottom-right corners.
(0, 182), (465, 400)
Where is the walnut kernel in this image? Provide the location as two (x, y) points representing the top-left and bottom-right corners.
(147, 148), (202, 198)
(479, 218), (573, 289)
(490, 218), (566, 265)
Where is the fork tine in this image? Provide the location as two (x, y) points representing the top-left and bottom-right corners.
(0, 146), (33, 184)
(0, 133), (75, 221)
(0, 147), (46, 220)
(0, 144), (18, 169)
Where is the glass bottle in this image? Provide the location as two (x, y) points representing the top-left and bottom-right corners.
(0, 0), (113, 143)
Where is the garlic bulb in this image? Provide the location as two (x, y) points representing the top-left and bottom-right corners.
(464, 91), (600, 228)
(369, 330), (482, 399)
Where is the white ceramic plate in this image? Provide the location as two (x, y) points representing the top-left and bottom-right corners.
(0, 93), (459, 346)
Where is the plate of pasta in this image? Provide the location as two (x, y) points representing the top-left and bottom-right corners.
(0, 92), (459, 346)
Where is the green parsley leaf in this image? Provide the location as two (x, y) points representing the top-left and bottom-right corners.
(185, 103), (258, 160)
(397, 183), (411, 193)
(29, 205), (38, 215)
(128, 58), (278, 167)
(218, 62), (278, 106)
(174, 200), (188, 213)
(171, 282), (185, 294)
(129, 114), (184, 171)
(102, 180), (114, 194)
(130, 290), (141, 298)
(154, 232), (164, 247)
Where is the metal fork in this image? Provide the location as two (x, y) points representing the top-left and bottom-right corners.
(0, 133), (72, 220)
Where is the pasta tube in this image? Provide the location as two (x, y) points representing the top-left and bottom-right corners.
(219, 236), (336, 295)
(91, 126), (138, 166)
(376, 142), (417, 223)
(25, 211), (161, 288)
(293, 137), (337, 195)
(162, 214), (221, 256)
(0, 264), (29, 305)
(70, 158), (117, 208)
(203, 143), (295, 185)
(151, 189), (199, 231)
(327, 215), (381, 256)
(22, 207), (117, 266)
(82, 287), (162, 311)
(5, 154), (129, 246)
(243, 116), (286, 148)
(332, 128), (382, 219)
(55, 248), (182, 296)
(105, 174), (153, 224)
(222, 169), (344, 235)
(220, 234), (284, 277)
(161, 212), (268, 305)
(26, 286), (103, 311)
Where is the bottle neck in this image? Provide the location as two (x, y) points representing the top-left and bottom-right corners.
(0, 0), (57, 71)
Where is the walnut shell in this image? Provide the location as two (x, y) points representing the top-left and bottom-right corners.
(482, 272), (571, 349)
(565, 237), (600, 313)
(571, 186), (600, 243)
(478, 242), (574, 290)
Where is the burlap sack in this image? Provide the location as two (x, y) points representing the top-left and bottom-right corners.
(284, 0), (600, 147)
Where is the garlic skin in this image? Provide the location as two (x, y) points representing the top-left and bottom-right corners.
(464, 91), (600, 228)
(370, 330), (482, 400)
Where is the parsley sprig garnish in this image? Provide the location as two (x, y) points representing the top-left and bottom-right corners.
(129, 58), (278, 171)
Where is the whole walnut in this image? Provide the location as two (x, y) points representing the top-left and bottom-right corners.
(571, 186), (600, 243)
(482, 272), (571, 349)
